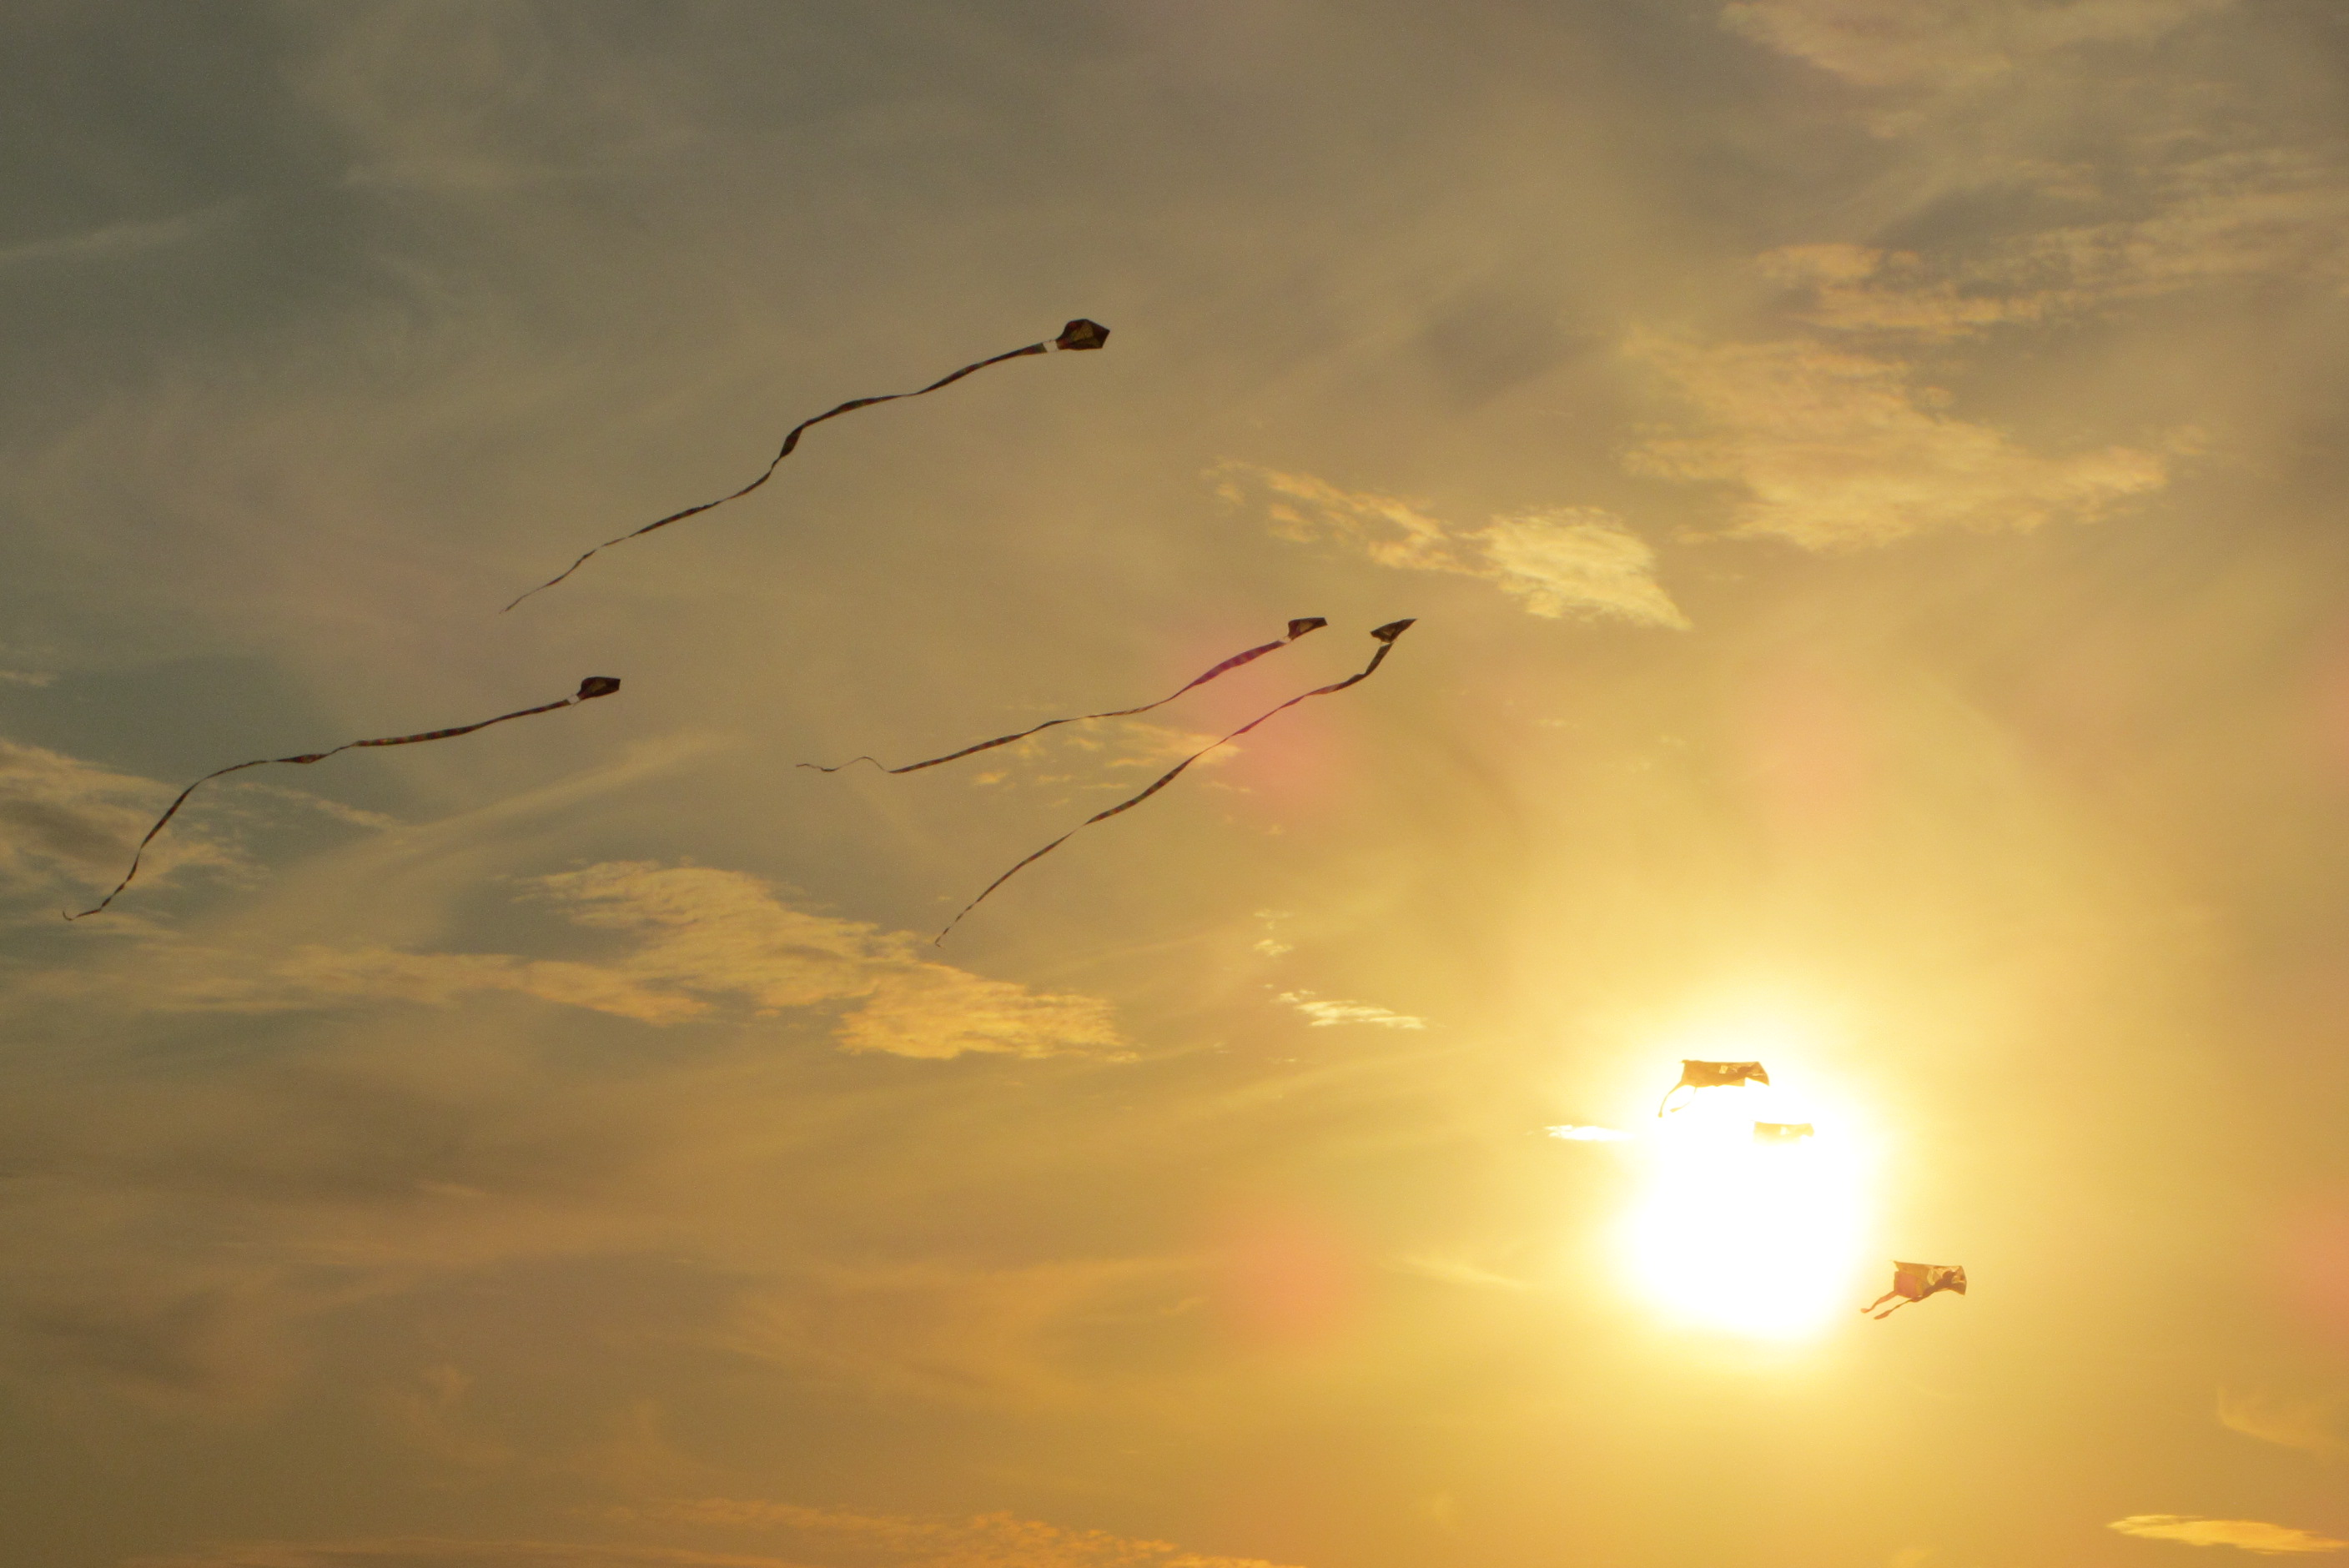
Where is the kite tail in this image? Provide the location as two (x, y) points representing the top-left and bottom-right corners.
(505, 321), (1106, 610)
(1864, 1292), (1913, 1319)
(65, 676), (621, 921)
(63, 757), (280, 921)
(801, 619), (1327, 776)
(934, 619), (1414, 943)
(933, 832), (1076, 945)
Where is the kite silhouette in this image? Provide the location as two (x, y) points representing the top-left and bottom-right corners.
(67, 676), (623, 920)
(935, 619), (1415, 944)
(506, 319), (1109, 609)
(799, 618), (1329, 776)
(1862, 1262), (1967, 1319)
(1657, 1059), (1770, 1116)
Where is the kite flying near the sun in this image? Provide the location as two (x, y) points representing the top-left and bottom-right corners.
(1657, 1059), (1771, 1116)
(934, 618), (1416, 943)
(505, 318), (1110, 609)
(66, 676), (623, 920)
(800, 618), (1329, 776)
(1862, 1262), (1967, 1319)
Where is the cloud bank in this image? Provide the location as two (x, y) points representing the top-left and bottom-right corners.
(120, 861), (1130, 1061)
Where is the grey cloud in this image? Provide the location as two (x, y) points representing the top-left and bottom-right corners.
(717, 1254), (1198, 1410)
(1760, 152), (2349, 343)
(0, 738), (242, 896)
(121, 1542), (810, 1568)
(18, 1286), (253, 1399)
(0, 204), (236, 270)
(289, 4), (697, 194)
(124, 1507), (1305, 1568)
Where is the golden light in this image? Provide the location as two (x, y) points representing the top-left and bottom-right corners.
(1617, 1042), (1875, 1341)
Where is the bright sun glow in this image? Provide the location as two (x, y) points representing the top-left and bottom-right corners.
(1619, 1051), (1874, 1341)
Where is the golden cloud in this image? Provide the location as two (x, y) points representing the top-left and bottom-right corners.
(1273, 990), (1426, 1030)
(1627, 334), (2170, 549)
(1214, 464), (1688, 629)
(111, 862), (1129, 1060)
(619, 1497), (1308, 1568)
(2110, 1516), (2347, 1554)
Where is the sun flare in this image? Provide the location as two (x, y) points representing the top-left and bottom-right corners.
(1620, 1072), (1874, 1340)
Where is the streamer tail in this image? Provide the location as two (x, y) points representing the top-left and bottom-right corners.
(66, 676), (622, 920)
(505, 319), (1108, 610)
(800, 617), (1327, 776)
(935, 620), (1412, 942)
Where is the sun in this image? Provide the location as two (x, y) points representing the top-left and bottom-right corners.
(1618, 1067), (1874, 1341)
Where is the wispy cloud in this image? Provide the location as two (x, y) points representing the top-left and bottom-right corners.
(126, 862), (1130, 1061)
(0, 204), (235, 270)
(1253, 908), (1295, 958)
(0, 669), (53, 688)
(1760, 153), (2349, 342)
(1721, 0), (2231, 95)
(1214, 464), (1688, 629)
(2110, 1516), (2347, 1554)
(1626, 334), (2172, 549)
(616, 1496), (1306, 1568)
(1546, 1124), (1633, 1143)
(0, 739), (243, 899)
(1391, 1256), (1532, 1291)
(123, 1540), (812, 1567)
(2219, 1387), (2348, 1459)
(1274, 990), (1426, 1029)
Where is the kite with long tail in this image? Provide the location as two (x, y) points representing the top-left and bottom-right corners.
(506, 318), (1110, 610)
(798, 617), (1329, 776)
(935, 619), (1415, 944)
(66, 676), (623, 920)
(1862, 1261), (1967, 1319)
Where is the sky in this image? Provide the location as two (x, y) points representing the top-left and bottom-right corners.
(3, 3), (2349, 1565)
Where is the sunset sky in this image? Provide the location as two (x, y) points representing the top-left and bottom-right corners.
(6, 4), (2349, 1565)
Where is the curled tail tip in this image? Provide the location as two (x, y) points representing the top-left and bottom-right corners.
(503, 574), (561, 612)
